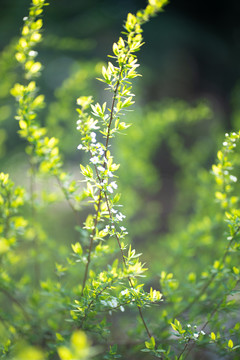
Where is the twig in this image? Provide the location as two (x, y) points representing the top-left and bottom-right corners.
(170, 230), (237, 323)
(29, 158), (40, 286)
(55, 175), (80, 225)
(0, 287), (31, 322)
(81, 190), (102, 293)
(81, 65), (124, 292)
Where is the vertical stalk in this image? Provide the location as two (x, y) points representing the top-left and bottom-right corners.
(30, 157), (40, 287)
(81, 68), (123, 292)
(81, 191), (102, 293)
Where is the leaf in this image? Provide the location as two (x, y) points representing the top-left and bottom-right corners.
(56, 333), (64, 341)
(71, 330), (88, 350)
(145, 341), (151, 349)
(145, 337), (155, 350)
(211, 332), (216, 341)
(233, 266), (239, 275)
(57, 346), (72, 360)
(228, 339), (234, 349)
(113, 43), (119, 55)
(71, 242), (82, 255)
(19, 120), (27, 129)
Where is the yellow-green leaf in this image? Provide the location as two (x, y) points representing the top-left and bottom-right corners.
(228, 339), (234, 348)
(211, 332), (216, 341)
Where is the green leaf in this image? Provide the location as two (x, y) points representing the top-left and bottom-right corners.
(71, 242), (83, 255)
(211, 332), (216, 341)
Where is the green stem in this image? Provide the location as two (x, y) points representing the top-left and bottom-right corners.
(81, 190), (102, 293)
(172, 230), (237, 321)
(55, 175), (80, 225)
(81, 63), (124, 292)
(0, 287), (31, 322)
(103, 191), (152, 339)
(29, 157), (40, 287)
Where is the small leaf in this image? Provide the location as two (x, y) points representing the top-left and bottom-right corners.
(211, 332), (216, 341)
(228, 339), (234, 349)
(71, 242), (82, 255)
(233, 266), (239, 275)
(19, 120), (27, 129)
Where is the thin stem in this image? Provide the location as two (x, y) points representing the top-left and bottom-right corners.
(29, 158), (40, 287)
(177, 339), (192, 360)
(81, 65), (124, 292)
(81, 190), (102, 293)
(177, 279), (239, 360)
(104, 76), (121, 153)
(182, 298), (224, 360)
(81, 278), (118, 325)
(172, 230), (237, 320)
(80, 44), (154, 341)
(104, 191), (152, 339)
(185, 279), (240, 360)
(100, 56), (153, 340)
(0, 287), (31, 322)
(55, 175), (80, 226)
(0, 313), (9, 332)
(3, 189), (11, 238)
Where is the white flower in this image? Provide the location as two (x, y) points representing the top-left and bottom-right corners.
(108, 171), (114, 177)
(200, 330), (205, 335)
(92, 144), (104, 156)
(89, 120), (99, 130)
(121, 289), (128, 296)
(120, 226), (126, 231)
(111, 181), (118, 189)
(29, 50), (38, 57)
(193, 333), (199, 338)
(223, 142), (228, 146)
(107, 186), (113, 193)
(103, 225), (110, 232)
(90, 133), (96, 143)
(230, 175), (237, 182)
(108, 298), (118, 308)
(97, 166), (105, 172)
(116, 212), (126, 221)
(77, 144), (83, 150)
(120, 306), (125, 312)
(90, 156), (99, 164)
(100, 300), (107, 306)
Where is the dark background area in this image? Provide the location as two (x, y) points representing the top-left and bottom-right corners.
(1, 0), (240, 130)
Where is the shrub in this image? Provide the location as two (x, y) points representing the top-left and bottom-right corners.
(1, 0), (240, 359)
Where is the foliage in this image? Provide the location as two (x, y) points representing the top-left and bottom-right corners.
(0, 0), (240, 359)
